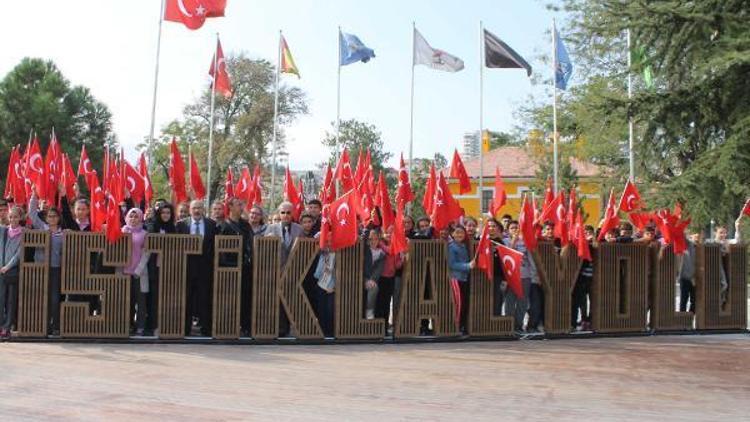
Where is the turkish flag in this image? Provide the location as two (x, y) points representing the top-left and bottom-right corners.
(356, 183), (375, 224)
(476, 223), (494, 281)
(567, 188), (577, 242)
(353, 150), (366, 188)
(597, 189), (621, 241)
(319, 164), (336, 205)
(430, 172), (463, 231)
(390, 204), (409, 255)
(189, 151), (206, 200)
(422, 164), (436, 215)
(11, 146), (27, 205)
(61, 153), (77, 202)
(209, 37), (232, 97)
(169, 138), (188, 204)
(138, 152), (153, 205)
(223, 168), (235, 216)
(376, 171), (394, 231)
(543, 177), (554, 212)
(629, 211), (653, 231)
(124, 160), (145, 205)
(395, 153), (414, 207)
(105, 194), (122, 243)
(496, 243), (524, 299)
(618, 180), (642, 213)
(294, 179), (305, 221)
(43, 136), (62, 205)
(519, 193), (538, 252)
(235, 166), (252, 202)
(4, 146), (18, 200)
(164, 0), (226, 30)
(26, 137), (44, 199)
(88, 172), (106, 232)
(329, 189), (358, 251)
(251, 164), (263, 206)
(450, 149), (472, 194)
(671, 218), (691, 255)
(490, 166), (507, 216)
(333, 149), (355, 192)
(575, 212), (592, 261)
(540, 191), (563, 224)
(742, 199), (750, 218)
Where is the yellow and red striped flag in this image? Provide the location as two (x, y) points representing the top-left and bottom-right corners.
(281, 35), (300, 78)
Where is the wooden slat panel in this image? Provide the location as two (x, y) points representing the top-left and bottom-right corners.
(335, 241), (385, 339)
(695, 244), (747, 330)
(212, 236), (242, 339)
(60, 232), (131, 338)
(145, 234), (202, 339)
(467, 240), (512, 337)
(591, 243), (649, 333)
(279, 238), (323, 340)
(252, 237), (282, 339)
(651, 245), (693, 331)
(394, 240), (458, 338)
(17, 230), (50, 337)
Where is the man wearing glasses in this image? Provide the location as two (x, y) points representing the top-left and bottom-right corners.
(266, 201), (304, 337)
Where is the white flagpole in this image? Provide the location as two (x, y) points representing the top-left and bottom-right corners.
(408, 22), (416, 214)
(479, 21), (485, 204)
(206, 32), (219, 207)
(270, 30), (282, 210)
(335, 26), (342, 162)
(147, 0), (166, 167)
(627, 29), (635, 182)
(552, 19), (559, 194)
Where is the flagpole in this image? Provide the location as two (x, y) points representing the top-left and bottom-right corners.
(270, 30), (282, 210)
(478, 21), (485, 205)
(408, 22), (416, 214)
(335, 26), (342, 162)
(552, 19), (559, 194)
(627, 29), (635, 182)
(206, 32), (219, 207)
(148, 0), (166, 167)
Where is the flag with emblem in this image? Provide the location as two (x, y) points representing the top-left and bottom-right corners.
(164, 0), (226, 30)
(496, 243), (524, 298)
(413, 28), (464, 72)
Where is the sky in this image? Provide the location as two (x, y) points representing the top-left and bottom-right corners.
(0, 0), (563, 170)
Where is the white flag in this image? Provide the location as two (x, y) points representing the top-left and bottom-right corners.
(413, 28), (464, 72)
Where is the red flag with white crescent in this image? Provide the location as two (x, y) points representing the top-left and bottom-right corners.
(209, 37), (232, 97)
(476, 223), (494, 281)
(124, 160), (145, 205)
(395, 153), (414, 207)
(164, 0), (226, 30)
(189, 152), (206, 200)
(333, 149), (355, 193)
(496, 243), (524, 299)
(330, 189), (358, 251)
(490, 166), (507, 216)
(519, 193), (538, 252)
(449, 149), (472, 194)
(618, 180), (642, 213)
(138, 152), (153, 205)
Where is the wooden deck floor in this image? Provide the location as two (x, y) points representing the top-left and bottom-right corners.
(1, 334), (748, 421)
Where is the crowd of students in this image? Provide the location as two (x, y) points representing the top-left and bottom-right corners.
(0, 186), (745, 339)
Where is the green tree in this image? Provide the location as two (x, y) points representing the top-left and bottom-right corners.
(521, 0), (750, 228)
(322, 119), (392, 175)
(142, 53), (308, 203)
(0, 58), (116, 190)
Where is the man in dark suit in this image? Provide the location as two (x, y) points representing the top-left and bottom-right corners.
(265, 201), (304, 337)
(219, 198), (253, 337)
(176, 199), (217, 337)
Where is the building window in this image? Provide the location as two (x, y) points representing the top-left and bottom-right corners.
(481, 190), (493, 214)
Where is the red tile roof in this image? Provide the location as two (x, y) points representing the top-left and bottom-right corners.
(451, 146), (601, 179)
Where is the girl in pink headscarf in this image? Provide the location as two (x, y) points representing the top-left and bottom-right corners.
(122, 208), (149, 336)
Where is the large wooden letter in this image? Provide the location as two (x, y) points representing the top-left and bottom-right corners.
(60, 232), (131, 338)
(145, 234), (202, 339)
(695, 244), (747, 330)
(212, 235), (242, 339)
(532, 242), (583, 335)
(468, 241), (513, 337)
(335, 241), (385, 340)
(253, 237), (323, 340)
(650, 245), (693, 331)
(17, 230), (50, 337)
(592, 243), (650, 333)
(395, 240), (458, 338)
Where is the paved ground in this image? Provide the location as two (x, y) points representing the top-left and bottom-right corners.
(1, 334), (749, 421)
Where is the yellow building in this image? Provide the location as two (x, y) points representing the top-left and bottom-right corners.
(447, 146), (602, 225)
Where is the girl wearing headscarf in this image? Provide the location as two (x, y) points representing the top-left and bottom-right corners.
(144, 203), (175, 335)
(122, 208), (150, 336)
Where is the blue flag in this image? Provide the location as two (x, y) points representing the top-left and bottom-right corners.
(554, 28), (573, 90)
(339, 31), (375, 66)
